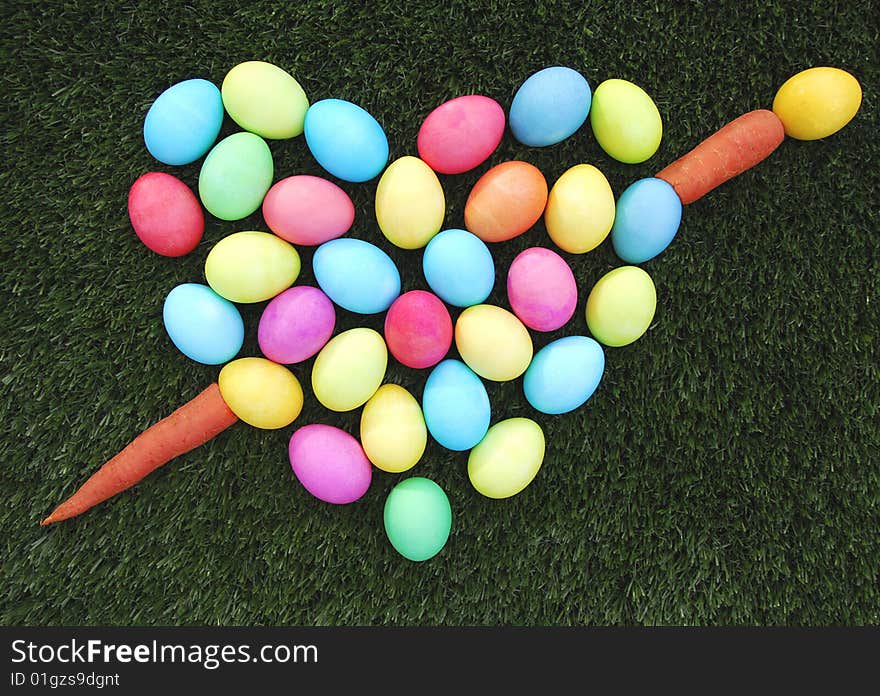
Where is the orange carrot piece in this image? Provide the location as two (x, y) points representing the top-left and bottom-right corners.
(656, 109), (785, 205)
(41, 383), (238, 525)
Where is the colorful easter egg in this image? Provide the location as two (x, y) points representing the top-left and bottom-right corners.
(384, 291), (453, 369)
(262, 175), (354, 246)
(772, 67), (862, 140)
(523, 336), (604, 414)
(360, 384), (427, 474)
(312, 238), (401, 314)
(221, 61), (309, 139)
(464, 161), (548, 243)
(205, 231), (300, 303)
(218, 357), (303, 429)
(128, 172), (204, 257)
(384, 478), (451, 561)
(544, 164), (615, 254)
(455, 304), (533, 381)
(417, 95), (505, 174)
(611, 178), (682, 263)
(468, 418), (545, 499)
(422, 229), (495, 308)
(509, 66), (592, 147)
(375, 156), (445, 249)
(257, 286), (336, 364)
(163, 283), (244, 365)
(590, 79), (662, 164)
(289, 424), (372, 504)
(586, 266), (656, 347)
(507, 247), (577, 332)
(304, 99), (389, 182)
(422, 360), (491, 451)
(198, 132), (274, 220)
(311, 328), (387, 412)
(143, 78), (224, 165)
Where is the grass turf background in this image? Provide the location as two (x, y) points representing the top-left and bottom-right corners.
(1, 0), (878, 625)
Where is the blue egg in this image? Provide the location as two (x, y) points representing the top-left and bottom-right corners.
(163, 283), (244, 365)
(422, 229), (495, 308)
(313, 238), (401, 314)
(304, 99), (389, 182)
(144, 79), (224, 165)
(422, 360), (491, 451)
(509, 66), (592, 147)
(524, 336), (604, 415)
(611, 178), (683, 263)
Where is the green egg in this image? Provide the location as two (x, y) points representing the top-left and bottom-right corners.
(198, 132), (274, 220)
(590, 79), (662, 164)
(383, 477), (452, 562)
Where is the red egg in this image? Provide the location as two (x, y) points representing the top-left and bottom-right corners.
(384, 291), (453, 369)
(262, 175), (355, 246)
(507, 247), (577, 332)
(128, 172), (204, 256)
(417, 95), (506, 175)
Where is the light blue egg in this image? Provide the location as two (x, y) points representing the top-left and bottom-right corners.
(163, 283), (244, 365)
(509, 66), (592, 147)
(313, 238), (400, 314)
(611, 178), (683, 263)
(422, 229), (495, 308)
(524, 336), (604, 415)
(422, 360), (491, 451)
(304, 99), (389, 182)
(144, 79), (224, 165)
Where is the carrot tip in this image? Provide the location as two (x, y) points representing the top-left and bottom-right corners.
(40, 516), (53, 527)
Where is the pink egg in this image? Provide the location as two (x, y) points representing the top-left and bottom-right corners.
(289, 424), (372, 504)
(258, 286), (336, 364)
(417, 95), (505, 174)
(127, 172), (204, 257)
(384, 290), (453, 369)
(507, 247), (577, 332)
(262, 175), (355, 246)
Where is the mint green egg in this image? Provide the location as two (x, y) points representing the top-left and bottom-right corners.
(198, 132), (274, 220)
(384, 477), (451, 562)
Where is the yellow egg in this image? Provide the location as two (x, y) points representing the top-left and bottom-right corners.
(375, 156), (445, 249)
(468, 418), (545, 499)
(205, 231), (300, 303)
(455, 304), (533, 382)
(218, 357), (303, 429)
(312, 328), (387, 411)
(586, 266), (656, 347)
(360, 384), (427, 473)
(221, 61), (309, 140)
(544, 164), (616, 253)
(772, 67), (862, 140)
(590, 79), (662, 164)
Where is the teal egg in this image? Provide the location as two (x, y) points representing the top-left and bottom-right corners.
(384, 477), (452, 562)
(422, 359), (490, 451)
(304, 99), (389, 182)
(143, 78), (224, 165)
(313, 238), (401, 314)
(523, 336), (604, 414)
(611, 178), (683, 263)
(163, 283), (244, 365)
(422, 229), (495, 307)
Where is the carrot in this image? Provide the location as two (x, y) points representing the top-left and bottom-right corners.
(41, 383), (238, 525)
(656, 109), (785, 205)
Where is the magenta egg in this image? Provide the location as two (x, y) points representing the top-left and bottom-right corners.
(258, 286), (336, 364)
(262, 175), (355, 246)
(384, 290), (453, 369)
(507, 247), (577, 332)
(417, 95), (505, 175)
(289, 424), (372, 504)
(128, 172), (204, 257)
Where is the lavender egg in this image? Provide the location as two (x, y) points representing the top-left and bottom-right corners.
(258, 286), (336, 364)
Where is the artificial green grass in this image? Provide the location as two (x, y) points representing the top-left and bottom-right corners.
(1, 0), (878, 626)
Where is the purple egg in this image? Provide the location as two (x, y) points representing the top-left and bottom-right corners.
(289, 424), (372, 504)
(507, 247), (577, 332)
(258, 286), (336, 364)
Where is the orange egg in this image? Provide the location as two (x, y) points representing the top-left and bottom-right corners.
(464, 161), (548, 243)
